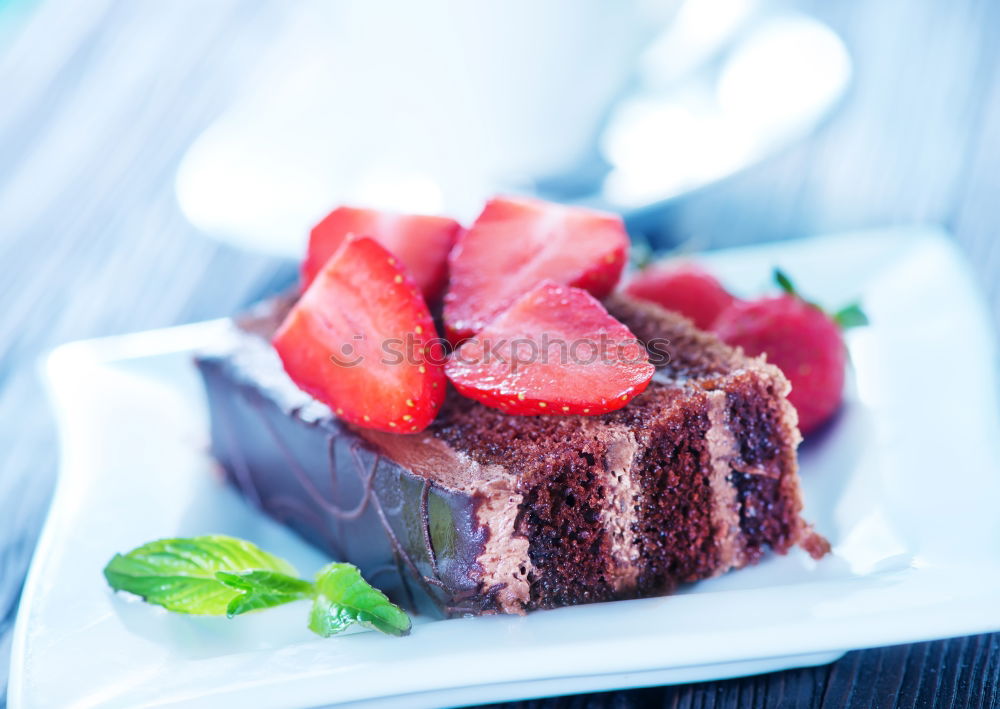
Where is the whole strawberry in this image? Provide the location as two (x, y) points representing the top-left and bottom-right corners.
(713, 270), (867, 435)
(624, 262), (735, 331)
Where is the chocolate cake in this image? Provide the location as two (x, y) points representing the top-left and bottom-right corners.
(195, 293), (827, 617)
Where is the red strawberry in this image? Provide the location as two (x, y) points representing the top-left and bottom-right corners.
(713, 270), (867, 435)
(302, 206), (462, 302)
(443, 196), (629, 341)
(624, 262), (735, 330)
(445, 280), (654, 416)
(275, 235), (446, 433)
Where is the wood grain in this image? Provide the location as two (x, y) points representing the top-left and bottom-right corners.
(472, 635), (1000, 708)
(0, 0), (997, 707)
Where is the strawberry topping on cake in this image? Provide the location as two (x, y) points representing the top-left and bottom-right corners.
(443, 196), (628, 341)
(274, 235), (445, 433)
(302, 206), (462, 302)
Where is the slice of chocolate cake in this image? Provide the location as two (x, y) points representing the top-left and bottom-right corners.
(195, 294), (827, 617)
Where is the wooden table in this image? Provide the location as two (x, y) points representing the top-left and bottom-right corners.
(1, 1), (998, 706)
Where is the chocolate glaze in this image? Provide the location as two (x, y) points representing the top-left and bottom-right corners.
(198, 351), (491, 617)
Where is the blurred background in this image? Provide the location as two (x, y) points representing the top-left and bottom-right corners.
(1, 0), (998, 705)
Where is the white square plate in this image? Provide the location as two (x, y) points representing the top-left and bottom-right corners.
(10, 227), (1000, 709)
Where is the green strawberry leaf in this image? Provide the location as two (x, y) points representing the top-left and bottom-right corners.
(774, 267), (869, 331)
(773, 267), (798, 296)
(216, 570), (315, 618)
(308, 563), (411, 637)
(103, 535), (298, 615)
(629, 240), (654, 271)
(833, 302), (869, 330)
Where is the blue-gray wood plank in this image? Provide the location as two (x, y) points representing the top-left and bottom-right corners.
(0, 0), (997, 706)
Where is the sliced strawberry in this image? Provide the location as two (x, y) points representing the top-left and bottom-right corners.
(624, 262), (735, 330)
(445, 280), (654, 416)
(302, 206), (462, 302)
(443, 196), (629, 341)
(275, 236), (446, 433)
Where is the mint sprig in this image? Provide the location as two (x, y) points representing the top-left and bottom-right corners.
(103, 535), (411, 637)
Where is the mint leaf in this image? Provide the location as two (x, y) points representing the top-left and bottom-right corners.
(833, 302), (869, 330)
(308, 599), (358, 637)
(309, 563), (411, 637)
(103, 535), (298, 615)
(216, 570), (314, 617)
